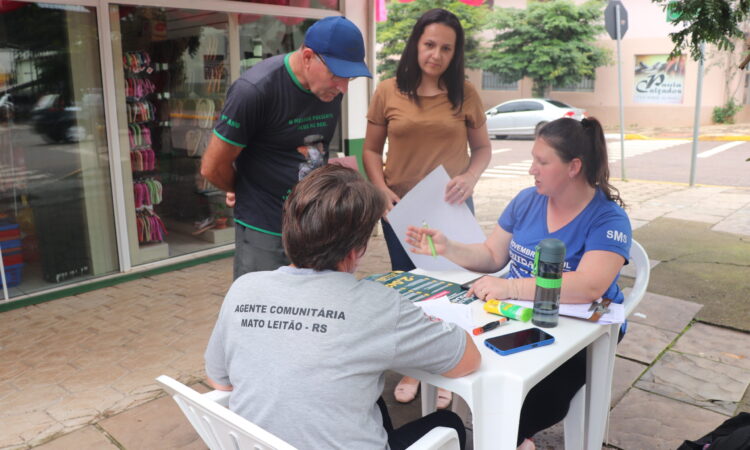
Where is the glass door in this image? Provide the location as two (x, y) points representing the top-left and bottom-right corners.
(0, 2), (118, 299)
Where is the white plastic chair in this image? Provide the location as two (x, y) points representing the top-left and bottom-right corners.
(156, 375), (460, 450)
(562, 238), (650, 449)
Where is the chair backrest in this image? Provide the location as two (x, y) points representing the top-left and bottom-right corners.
(157, 375), (460, 450)
(156, 375), (296, 450)
(623, 239), (650, 317)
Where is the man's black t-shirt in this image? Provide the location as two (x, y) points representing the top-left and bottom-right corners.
(213, 53), (341, 235)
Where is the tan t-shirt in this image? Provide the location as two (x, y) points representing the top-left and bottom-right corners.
(367, 78), (486, 197)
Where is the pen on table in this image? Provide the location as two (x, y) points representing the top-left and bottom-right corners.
(472, 317), (509, 335)
(422, 221), (437, 258)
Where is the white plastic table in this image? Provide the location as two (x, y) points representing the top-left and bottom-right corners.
(401, 269), (617, 450)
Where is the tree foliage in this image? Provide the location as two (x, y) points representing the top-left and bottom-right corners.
(375, 0), (489, 80)
(482, 0), (611, 98)
(652, 0), (750, 61)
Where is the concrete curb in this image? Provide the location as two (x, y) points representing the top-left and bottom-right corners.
(698, 135), (750, 141)
(605, 133), (750, 141)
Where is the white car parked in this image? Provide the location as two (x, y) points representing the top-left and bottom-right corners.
(485, 98), (586, 139)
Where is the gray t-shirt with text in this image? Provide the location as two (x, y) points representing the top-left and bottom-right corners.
(204, 266), (466, 449)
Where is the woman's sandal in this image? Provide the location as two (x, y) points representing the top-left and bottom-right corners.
(436, 388), (452, 409)
(394, 377), (420, 403)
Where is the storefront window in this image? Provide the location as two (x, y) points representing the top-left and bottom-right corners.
(113, 6), (233, 265)
(238, 14), (311, 73)
(0, 3), (117, 300)
(233, 0), (339, 11)
(238, 14), (341, 152)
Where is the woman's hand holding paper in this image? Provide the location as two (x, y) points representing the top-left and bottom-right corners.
(444, 172), (477, 205)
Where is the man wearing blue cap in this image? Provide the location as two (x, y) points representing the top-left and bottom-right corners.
(201, 16), (372, 279)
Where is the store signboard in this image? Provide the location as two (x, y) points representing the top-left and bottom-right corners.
(633, 54), (686, 104)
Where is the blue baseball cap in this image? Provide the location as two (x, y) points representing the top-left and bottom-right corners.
(304, 16), (372, 79)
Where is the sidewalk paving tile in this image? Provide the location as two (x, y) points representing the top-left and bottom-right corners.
(611, 357), (647, 408)
(44, 386), (124, 426)
(635, 351), (750, 415)
(33, 426), (119, 450)
(672, 322), (750, 371)
(624, 290), (703, 333)
(619, 259), (660, 279)
(2, 383), (68, 417)
(99, 384), (208, 450)
(664, 209), (730, 224)
(625, 204), (667, 221)
(629, 218), (648, 230)
(0, 410), (63, 449)
(616, 322), (678, 364)
(607, 388), (727, 450)
(529, 422), (564, 448)
(713, 207), (750, 236)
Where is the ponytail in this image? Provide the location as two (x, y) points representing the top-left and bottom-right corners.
(538, 117), (625, 207)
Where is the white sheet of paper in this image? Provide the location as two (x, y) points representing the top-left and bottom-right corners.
(386, 166), (486, 271)
(416, 296), (474, 332)
(505, 300), (625, 324)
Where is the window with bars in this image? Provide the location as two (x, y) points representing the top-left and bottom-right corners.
(482, 71), (519, 90)
(552, 77), (595, 92)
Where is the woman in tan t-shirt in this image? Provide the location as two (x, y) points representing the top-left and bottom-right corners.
(363, 8), (492, 410)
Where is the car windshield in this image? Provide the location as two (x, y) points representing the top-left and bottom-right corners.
(546, 99), (572, 108)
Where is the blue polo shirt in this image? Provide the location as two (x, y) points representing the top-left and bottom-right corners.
(499, 187), (632, 303)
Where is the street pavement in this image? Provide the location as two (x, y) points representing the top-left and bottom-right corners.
(2, 127), (750, 450)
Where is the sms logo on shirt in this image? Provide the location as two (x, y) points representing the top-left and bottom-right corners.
(607, 230), (629, 244)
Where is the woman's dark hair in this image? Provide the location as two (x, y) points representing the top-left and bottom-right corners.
(282, 165), (386, 271)
(537, 117), (625, 207)
(396, 8), (465, 110)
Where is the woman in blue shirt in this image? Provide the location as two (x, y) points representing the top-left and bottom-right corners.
(406, 117), (631, 449)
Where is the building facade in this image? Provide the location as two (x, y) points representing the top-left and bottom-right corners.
(471, 0), (747, 128)
(0, 0), (375, 306)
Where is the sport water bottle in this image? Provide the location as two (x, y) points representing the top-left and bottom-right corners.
(531, 238), (566, 328)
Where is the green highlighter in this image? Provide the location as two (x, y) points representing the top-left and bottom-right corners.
(422, 221), (437, 258)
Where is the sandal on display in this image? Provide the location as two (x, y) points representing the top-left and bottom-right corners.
(436, 388), (452, 409)
(394, 377), (420, 403)
(192, 217), (215, 235)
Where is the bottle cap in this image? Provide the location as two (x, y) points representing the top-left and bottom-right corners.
(536, 238), (566, 264)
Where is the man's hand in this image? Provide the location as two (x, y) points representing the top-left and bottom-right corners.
(225, 192), (236, 208)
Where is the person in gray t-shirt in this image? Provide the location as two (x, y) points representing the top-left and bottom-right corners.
(205, 165), (480, 449)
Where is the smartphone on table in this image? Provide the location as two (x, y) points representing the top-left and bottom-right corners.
(484, 328), (555, 356)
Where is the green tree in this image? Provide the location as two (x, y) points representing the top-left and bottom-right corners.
(375, 0), (489, 80)
(482, 0), (611, 98)
(652, 0), (750, 61)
